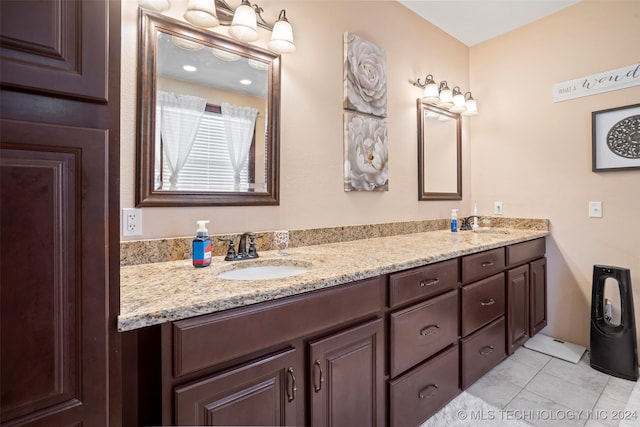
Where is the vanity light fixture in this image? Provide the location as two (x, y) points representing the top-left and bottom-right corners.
(137, 0), (296, 55)
(436, 81), (453, 108)
(449, 86), (467, 113)
(229, 0), (258, 41)
(462, 92), (478, 116)
(412, 75), (479, 115)
(184, 0), (220, 28)
(419, 74), (440, 104)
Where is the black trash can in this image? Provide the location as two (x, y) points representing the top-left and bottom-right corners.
(590, 265), (638, 381)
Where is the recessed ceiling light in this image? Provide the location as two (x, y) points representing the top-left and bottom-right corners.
(240, 79), (252, 85)
(183, 65), (197, 72)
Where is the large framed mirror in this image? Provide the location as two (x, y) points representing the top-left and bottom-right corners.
(417, 99), (462, 200)
(136, 10), (280, 206)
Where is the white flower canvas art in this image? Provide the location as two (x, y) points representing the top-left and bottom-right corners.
(344, 112), (389, 192)
(344, 32), (387, 118)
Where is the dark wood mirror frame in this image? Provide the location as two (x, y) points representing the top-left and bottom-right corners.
(136, 10), (280, 206)
(417, 99), (462, 201)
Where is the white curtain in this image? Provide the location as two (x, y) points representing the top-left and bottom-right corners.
(221, 102), (258, 190)
(158, 91), (207, 190)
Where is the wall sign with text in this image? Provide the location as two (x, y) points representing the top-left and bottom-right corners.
(553, 64), (640, 103)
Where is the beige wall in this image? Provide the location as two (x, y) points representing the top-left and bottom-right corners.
(469, 0), (640, 348)
(121, 0), (640, 349)
(121, 0), (470, 239)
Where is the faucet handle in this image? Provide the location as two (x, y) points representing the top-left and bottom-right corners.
(248, 234), (263, 257)
(218, 238), (237, 261)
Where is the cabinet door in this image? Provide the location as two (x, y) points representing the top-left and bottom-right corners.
(309, 318), (384, 427)
(507, 265), (530, 354)
(1, 120), (110, 425)
(0, 0), (109, 101)
(174, 348), (300, 426)
(529, 258), (547, 337)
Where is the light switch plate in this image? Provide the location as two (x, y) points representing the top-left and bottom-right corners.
(494, 201), (503, 215)
(589, 201), (603, 218)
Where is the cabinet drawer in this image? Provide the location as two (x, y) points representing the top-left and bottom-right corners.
(462, 248), (505, 283)
(507, 238), (545, 266)
(461, 273), (505, 337)
(172, 276), (385, 377)
(389, 258), (459, 308)
(390, 290), (458, 377)
(460, 317), (506, 389)
(389, 344), (459, 427)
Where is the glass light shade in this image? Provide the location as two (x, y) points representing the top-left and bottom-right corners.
(437, 81), (453, 108)
(137, 0), (170, 12)
(462, 98), (478, 116)
(422, 82), (440, 104)
(449, 87), (467, 113)
(184, 0), (219, 28)
(437, 95), (453, 108)
(268, 13), (296, 54)
(229, 1), (258, 42)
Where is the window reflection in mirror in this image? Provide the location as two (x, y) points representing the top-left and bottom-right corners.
(417, 100), (462, 200)
(137, 10), (280, 206)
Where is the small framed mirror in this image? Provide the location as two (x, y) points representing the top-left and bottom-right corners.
(136, 10), (280, 206)
(417, 99), (462, 200)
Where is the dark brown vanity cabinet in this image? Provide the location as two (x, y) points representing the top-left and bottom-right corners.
(506, 239), (547, 355)
(309, 318), (385, 426)
(529, 257), (548, 336)
(133, 276), (387, 426)
(125, 237), (547, 426)
(507, 264), (530, 354)
(174, 348), (300, 426)
(460, 254), (507, 389)
(387, 259), (461, 426)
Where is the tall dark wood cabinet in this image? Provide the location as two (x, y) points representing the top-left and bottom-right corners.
(0, 0), (121, 425)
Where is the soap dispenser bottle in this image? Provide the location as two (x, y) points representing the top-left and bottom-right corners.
(451, 209), (458, 232)
(193, 220), (212, 268)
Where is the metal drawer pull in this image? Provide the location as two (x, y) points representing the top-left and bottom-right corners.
(313, 360), (323, 393)
(418, 384), (439, 399)
(420, 278), (440, 287)
(286, 367), (296, 402)
(420, 324), (440, 336)
(479, 345), (495, 356)
(481, 261), (494, 267)
(481, 298), (496, 306)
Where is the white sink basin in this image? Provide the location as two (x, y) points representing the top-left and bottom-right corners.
(217, 264), (310, 280)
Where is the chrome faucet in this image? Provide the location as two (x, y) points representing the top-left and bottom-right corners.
(219, 232), (261, 261)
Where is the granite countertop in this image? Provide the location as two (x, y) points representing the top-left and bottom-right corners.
(119, 227), (549, 332)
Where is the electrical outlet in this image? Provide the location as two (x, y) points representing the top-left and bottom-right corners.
(494, 201), (503, 215)
(122, 208), (142, 236)
(589, 201), (603, 218)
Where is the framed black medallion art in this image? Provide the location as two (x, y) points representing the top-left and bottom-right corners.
(592, 103), (640, 171)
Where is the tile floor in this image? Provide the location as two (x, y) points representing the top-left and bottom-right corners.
(465, 347), (640, 426)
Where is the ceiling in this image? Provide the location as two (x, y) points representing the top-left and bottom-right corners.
(397, 0), (581, 46)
